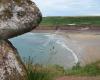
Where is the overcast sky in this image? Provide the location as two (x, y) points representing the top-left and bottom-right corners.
(32, 0), (100, 16)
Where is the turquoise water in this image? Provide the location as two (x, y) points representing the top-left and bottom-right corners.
(9, 32), (76, 68)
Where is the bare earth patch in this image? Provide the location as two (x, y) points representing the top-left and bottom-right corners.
(55, 76), (100, 80)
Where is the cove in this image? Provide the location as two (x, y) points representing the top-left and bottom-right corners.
(9, 32), (78, 69)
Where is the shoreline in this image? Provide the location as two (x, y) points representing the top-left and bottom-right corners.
(35, 25), (100, 31)
(32, 30), (100, 66)
(32, 29), (100, 35)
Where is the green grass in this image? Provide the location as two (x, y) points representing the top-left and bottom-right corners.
(24, 57), (100, 80)
(27, 65), (52, 80)
(40, 16), (100, 26)
(24, 57), (54, 80)
(26, 62), (100, 80)
(65, 62), (100, 76)
(26, 64), (65, 80)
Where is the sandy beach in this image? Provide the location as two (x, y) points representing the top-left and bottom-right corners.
(33, 30), (100, 66)
(61, 31), (100, 66)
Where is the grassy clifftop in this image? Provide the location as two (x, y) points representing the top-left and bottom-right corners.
(40, 16), (100, 26)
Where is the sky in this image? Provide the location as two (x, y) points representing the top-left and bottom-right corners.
(32, 0), (100, 16)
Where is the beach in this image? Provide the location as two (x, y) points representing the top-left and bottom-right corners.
(33, 30), (100, 66)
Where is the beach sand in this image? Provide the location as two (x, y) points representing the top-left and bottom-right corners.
(33, 30), (100, 66)
(57, 30), (100, 66)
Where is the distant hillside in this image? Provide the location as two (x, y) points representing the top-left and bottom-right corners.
(40, 16), (100, 26)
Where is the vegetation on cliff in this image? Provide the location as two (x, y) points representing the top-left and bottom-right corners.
(40, 16), (100, 26)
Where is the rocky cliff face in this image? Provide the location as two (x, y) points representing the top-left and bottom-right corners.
(0, 0), (42, 80)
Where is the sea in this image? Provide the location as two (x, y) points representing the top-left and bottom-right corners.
(9, 32), (77, 68)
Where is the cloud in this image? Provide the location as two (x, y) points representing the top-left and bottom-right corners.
(32, 0), (100, 16)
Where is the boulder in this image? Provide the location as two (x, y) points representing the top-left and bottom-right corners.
(0, 0), (42, 80)
(0, 0), (42, 39)
(0, 40), (27, 80)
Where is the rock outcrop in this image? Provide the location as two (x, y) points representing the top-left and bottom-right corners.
(0, 40), (26, 80)
(0, 0), (42, 39)
(0, 0), (42, 80)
